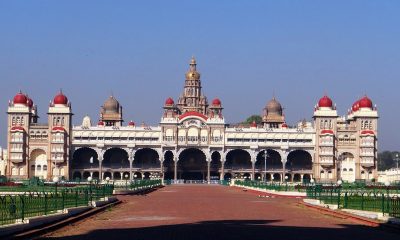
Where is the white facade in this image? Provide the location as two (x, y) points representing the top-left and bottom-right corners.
(4, 58), (379, 183)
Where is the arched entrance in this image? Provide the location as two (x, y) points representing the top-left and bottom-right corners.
(134, 148), (160, 170)
(286, 150), (312, 171)
(225, 149), (252, 179)
(103, 148), (129, 169)
(210, 151), (222, 180)
(72, 148), (99, 172)
(29, 149), (48, 179)
(178, 148), (207, 180)
(255, 149), (282, 180)
(338, 152), (355, 182)
(163, 151), (175, 180)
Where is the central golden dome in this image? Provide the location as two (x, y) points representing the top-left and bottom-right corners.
(185, 56), (200, 80)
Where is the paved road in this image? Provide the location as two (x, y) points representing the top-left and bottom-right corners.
(42, 185), (399, 240)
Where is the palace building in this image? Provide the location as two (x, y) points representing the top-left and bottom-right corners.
(4, 57), (379, 183)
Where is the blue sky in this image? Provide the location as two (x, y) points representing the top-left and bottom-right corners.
(0, 1), (399, 150)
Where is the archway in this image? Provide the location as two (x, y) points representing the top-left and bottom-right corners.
(224, 172), (232, 180)
(255, 173), (262, 181)
(255, 150), (282, 171)
(72, 147), (99, 170)
(303, 174), (311, 183)
(134, 172), (142, 179)
(143, 172), (151, 179)
(134, 148), (160, 170)
(273, 173), (281, 182)
(293, 173), (301, 182)
(210, 151), (222, 180)
(72, 172), (82, 181)
(29, 149), (48, 179)
(338, 152), (355, 182)
(103, 171), (112, 180)
(83, 171), (91, 180)
(286, 150), (312, 170)
(163, 151), (174, 180)
(225, 149), (252, 170)
(103, 148), (129, 169)
(113, 172), (121, 180)
(178, 148), (207, 180)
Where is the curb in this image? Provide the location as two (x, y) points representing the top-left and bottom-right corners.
(232, 186), (305, 198)
(301, 202), (382, 227)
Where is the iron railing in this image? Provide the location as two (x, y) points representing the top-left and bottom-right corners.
(0, 184), (114, 226)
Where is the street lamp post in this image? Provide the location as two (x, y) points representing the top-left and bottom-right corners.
(264, 150), (268, 183)
(87, 176), (93, 205)
(125, 174), (129, 190)
(284, 175), (289, 191)
(53, 176), (59, 195)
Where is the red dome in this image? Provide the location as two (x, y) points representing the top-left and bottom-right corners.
(282, 123), (288, 128)
(27, 97), (33, 108)
(250, 121), (257, 128)
(165, 97), (174, 105)
(13, 92), (28, 105)
(359, 96), (372, 109)
(97, 121), (104, 126)
(352, 100), (360, 112)
(318, 95), (333, 108)
(54, 91), (68, 105)
(212, 98), (221, 106)
(128, 121), (135, 126)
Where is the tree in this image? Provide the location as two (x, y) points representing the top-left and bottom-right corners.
(377, 151), (400, 171)
(243, 115), (262, 124)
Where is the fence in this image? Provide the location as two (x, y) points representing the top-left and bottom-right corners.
(113, 179), (162, 190)
(306, 185), (400, 218)
(234, 180), (306, 192)
(163, 180), (230, 185)
(0, 184), (114, 226)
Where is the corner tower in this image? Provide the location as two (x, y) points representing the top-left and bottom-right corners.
(48, 90), (73, 179)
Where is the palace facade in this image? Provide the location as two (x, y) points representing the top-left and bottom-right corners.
(5, 58), (379, 183)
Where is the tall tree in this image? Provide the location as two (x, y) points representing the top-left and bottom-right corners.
(243, 115), (262, 124)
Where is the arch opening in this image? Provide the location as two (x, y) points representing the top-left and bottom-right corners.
(178, 148), (207, 180)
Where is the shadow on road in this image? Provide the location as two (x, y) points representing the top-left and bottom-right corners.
(42, 219), (399, 240)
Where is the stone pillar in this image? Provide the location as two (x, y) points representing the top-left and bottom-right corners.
(220, 161), (225, 180)
(174, 158), (178, 181)
(251, 162), (255, 181)
(207, 161), (211, 183)
(97, 149), (104, 181)
(129, 160), (133, 181)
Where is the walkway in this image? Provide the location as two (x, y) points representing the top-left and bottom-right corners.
(42, 185), (399, 240)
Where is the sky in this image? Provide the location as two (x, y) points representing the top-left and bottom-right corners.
(0, 1), (399, 150)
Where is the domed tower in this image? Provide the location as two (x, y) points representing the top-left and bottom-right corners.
(313, 94), (338, 182)
(48, 90), (73, 180)
(262, 97), (285, 128)
(162, 97), (178, 118)
(100, 95), (123, 126)
(176, 57), (208, 115)
(6, 91), (31, 178)
(209, 98), (223, 118)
